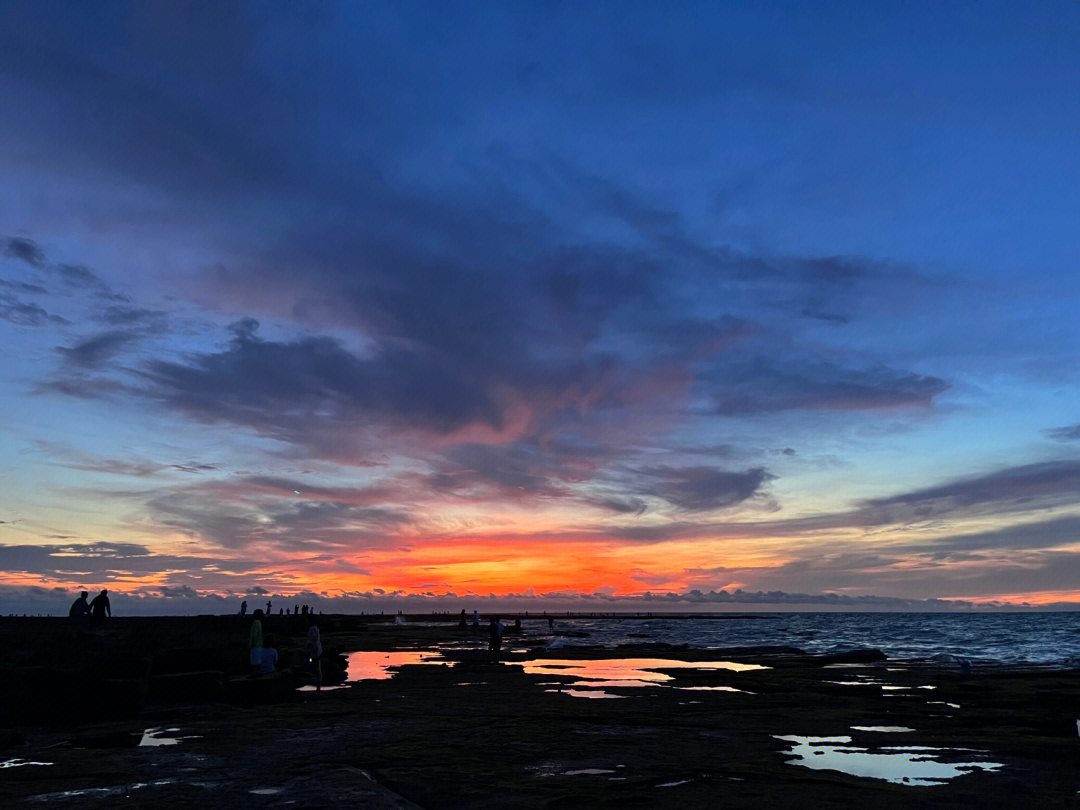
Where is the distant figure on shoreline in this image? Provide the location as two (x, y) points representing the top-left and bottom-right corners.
(489, 615), (504, 661)
(69, 591), (90, 620)
(306, 618), (323, 690)
(249, 608), (265, 675)
(266, 599), (272, 615)
(472, 610), (480, 633)
(239, 600), (247, 616)
(89, 589), (111, 623)
(459, 609), (467, 628)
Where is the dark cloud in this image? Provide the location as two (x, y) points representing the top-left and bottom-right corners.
(0, 541), (260, 579)
(0, 278), (47, 295)
(98, 305), (166, 326)
(141, 323), (510, 454)
(858, 459), (1080, 525)
(146, 487), (411, 549)
(3, 236), (45, 267)
(429, 440), (597, 500)
(56, 330), (142, 368)
(702, 358), (948, 415)
(54, 264), (124, 300)
(643, 466), (774, 511)
(171, 462), (218, 474)
(0, 295), (67, 326)
(1044, 424), (1080, 442)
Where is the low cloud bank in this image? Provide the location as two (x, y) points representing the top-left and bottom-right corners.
(1, 584), (1067, 617)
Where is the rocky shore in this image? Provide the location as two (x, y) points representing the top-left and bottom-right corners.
(1, 615), (1077, 808)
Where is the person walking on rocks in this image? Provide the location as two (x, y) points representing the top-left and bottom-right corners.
(488, 615), (504, 662)
(306, 618), (323, 690)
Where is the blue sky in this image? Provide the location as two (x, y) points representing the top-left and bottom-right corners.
(2, 1), (1080, 612)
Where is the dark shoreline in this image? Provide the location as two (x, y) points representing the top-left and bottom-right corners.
(2, 615), (1078, 808)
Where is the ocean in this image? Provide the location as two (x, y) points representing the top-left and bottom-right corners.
(526, 612), (1080, 665)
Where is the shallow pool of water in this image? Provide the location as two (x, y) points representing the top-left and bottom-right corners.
(346, 650), (449, 681)
(139, 727), (200, 747)
(546, 687), (625, 699)
(1, 758), (53, 769)
(522, 658), (767, 688)
(775, 735), (1002, 786)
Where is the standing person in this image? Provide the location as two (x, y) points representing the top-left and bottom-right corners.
(239, 600), (247, 616)
(488, 615), (504, 662)
(472, 610), (480, 633)
(458, 609), (467, 628)
(266, 599), (272, 615)
(89, 589), (111, 623)
(69, 590), (90, 619)
(249, 609), (265, 675)
(306, 618), (323, 691)
(258, 634), (279, 674)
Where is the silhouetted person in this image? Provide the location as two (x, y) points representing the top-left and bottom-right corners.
(295, 603), (299, 615)
(509, 618), (522, 635)
(258, 633), (279, 674)
(249, 609), (265, 675)
(306, 618), (323, 690)
(69, 590), (90, 619)
(89, 589), (111, 623)
(472, 610), (480, 633)
(239, 600), (247, 616)
(459, 609), (467, 628)
(266, 599), (272, 615)
(489, 615), (504, 661)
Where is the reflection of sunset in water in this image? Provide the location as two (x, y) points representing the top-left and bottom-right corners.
(522, 658), (768, 687)
(346, 651), (447, 681)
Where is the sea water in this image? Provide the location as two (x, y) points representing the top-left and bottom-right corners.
(529, 612), (1080, 665)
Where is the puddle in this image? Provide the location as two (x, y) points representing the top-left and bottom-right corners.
(346, 651), (449, 681)
(828, 680), (910, 691)
(522, 658), (767, 688)
(250, 787), (284, 795)
(565, 768), (616, 776)
(1, 758), (53, 769)
(657, 779), (692, 787)
(297, 684), (347, 692)
(546, 688), (625, 699)
(851, 726), (915, 733)
(682, 686), (752, 693)
(929, 701), (961, 709)
(775, 736), (1002, 786)
(139, 727), (200, 747)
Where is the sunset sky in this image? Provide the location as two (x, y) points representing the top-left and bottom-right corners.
(3, 2), (1080, 613)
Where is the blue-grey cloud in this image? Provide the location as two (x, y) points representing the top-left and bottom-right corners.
(3, 237), (45, 267)
(56, 329), (142, 368)
(1044, 424), (1080, 442)
(642, 466), (774, 511)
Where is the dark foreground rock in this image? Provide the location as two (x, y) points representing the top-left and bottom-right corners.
(1, 616), (1078, 808)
